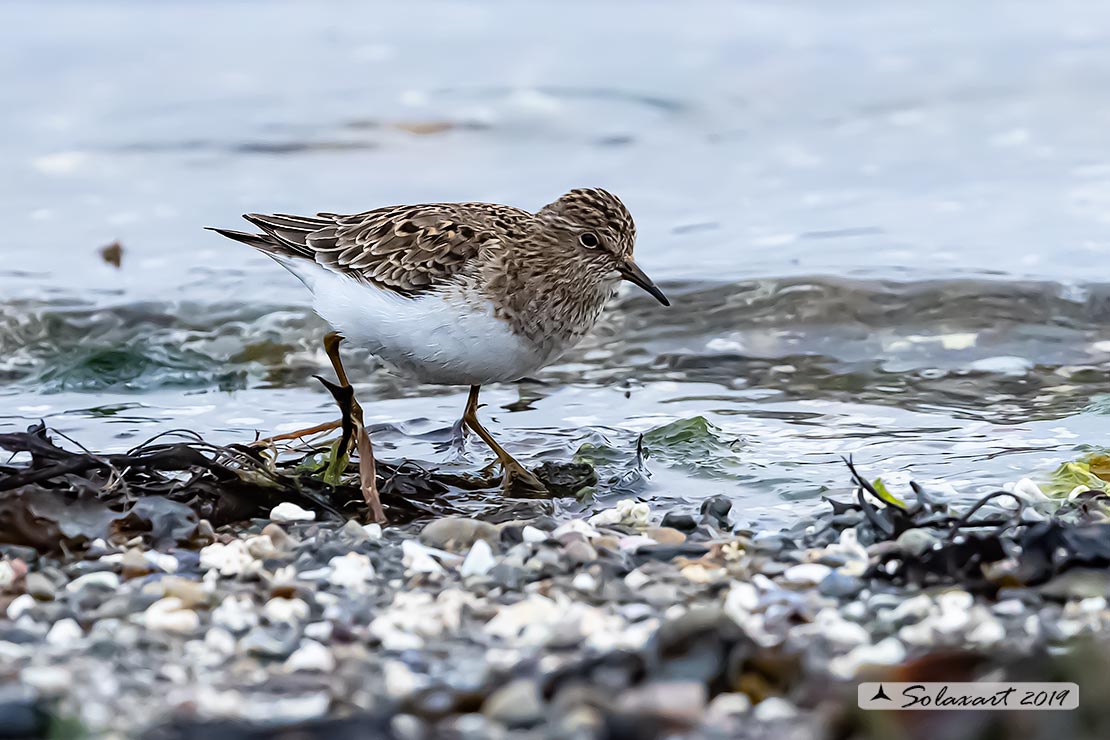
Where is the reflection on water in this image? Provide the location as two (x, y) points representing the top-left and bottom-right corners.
(3, 0), (1110, 525)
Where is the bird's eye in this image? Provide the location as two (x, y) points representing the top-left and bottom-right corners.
(579, 232), (600, 248)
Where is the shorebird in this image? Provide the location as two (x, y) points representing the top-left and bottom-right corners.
(210, 188), (668, 521)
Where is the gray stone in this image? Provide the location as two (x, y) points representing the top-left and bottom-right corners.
(24, 572), (56, 600)
(700, 496), (732, 527)
(640, 583), (679, 608)
(563, 540), (598, 565)
(526, 546), (563, 569)
(553, 706), (603, 740)
(338, 519), (371, 543)
(819, 571), (864, 598)
(419, 518), (499, 552)
(240, 624), (299, 658)
(489, 563), (527, 590)
(896, 529), (940, 557)
(261, 523), (296, 550)
(1038, 569), (1110, 599)
(660, 512), (697, 532)
(87, 594), (145, 621)
(618, 680), (707, 724)
(482, 678), (544, 728)
(646, 526), (687, 546)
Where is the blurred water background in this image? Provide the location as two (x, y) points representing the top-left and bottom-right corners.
(3, 0), (1110, 526)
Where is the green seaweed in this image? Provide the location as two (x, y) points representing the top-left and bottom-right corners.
(871, 477), (907, 508)
(1042, 457), (1110, 498)
(36, 345), (238, 393)
(641, 416), (744, 478)
(573, 417), (744, 480)
(322, 439), (351, 486)
(1043, 459), (1105, 494)
(293, 439), (350, 486)
(573, 440), (632, 468)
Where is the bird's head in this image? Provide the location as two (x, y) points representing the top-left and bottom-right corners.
(537, 188), (669, 306)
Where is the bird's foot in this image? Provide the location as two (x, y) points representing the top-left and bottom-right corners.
(499, 458), (548, 495)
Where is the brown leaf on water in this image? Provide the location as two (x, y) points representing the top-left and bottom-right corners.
(1087, 453), (1110, 481)
(99, 240), (123, 268)
(393, 121), (454, 135)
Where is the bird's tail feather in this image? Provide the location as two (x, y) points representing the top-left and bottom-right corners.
(204, 226), (276, 251)
(242, 213), (330, 256)
(206, 211), (328, 261)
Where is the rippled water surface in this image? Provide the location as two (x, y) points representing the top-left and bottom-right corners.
(4, 0), (1110, 526)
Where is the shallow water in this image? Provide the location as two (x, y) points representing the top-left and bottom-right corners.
(4, 0), (1110, 526)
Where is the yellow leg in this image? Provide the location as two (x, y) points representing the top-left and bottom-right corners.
(462, 385), (546, 493)
(323, 332), (385, 523)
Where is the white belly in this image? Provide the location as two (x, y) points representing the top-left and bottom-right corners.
(299, 265), (552, 385)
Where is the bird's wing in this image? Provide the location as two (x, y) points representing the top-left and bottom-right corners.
(234, 203), (530, 296)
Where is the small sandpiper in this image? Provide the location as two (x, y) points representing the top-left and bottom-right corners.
(209, 188), (669, 520)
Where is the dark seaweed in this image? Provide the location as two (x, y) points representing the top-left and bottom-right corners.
(0, 423), (586, 552)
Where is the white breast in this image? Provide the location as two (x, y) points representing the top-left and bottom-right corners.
(292, 262), (552, 385)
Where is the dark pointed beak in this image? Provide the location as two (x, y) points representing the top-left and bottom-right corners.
(618, 258), (670, 306)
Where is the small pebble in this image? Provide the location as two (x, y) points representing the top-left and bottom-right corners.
(245, 534), (279, 559)
(66, 571), (121, 593)
(143, 598), (200, 634)
(572, 572), (597, 591)
(895, 529), (939, 557)
(204, 627), (236, 657)
(263, 597), (310, 623)
(782, 563), (832, 585)
(21, 666), (71, 694)
(212, 594), (260, 633)
(828, 637), (907, 678)
(304, 621), (333, 642)
(460, 539), (497, 578)
(0, 560), (23, 591)
(522, 525), (548, 544)
(706, 692), (752, 719)
(619, 681), (707, 724)
(261, 522), (296, 549)
(199, 540), (254, 577)
(328, 552), (375, 590)
(700, 495), (732, 527)
(752, 697), (798, 721)
(420, 518), (498, 551)
(660, 512), (698, 532)
(144, 551), (179, 574)
(552, 519), (598, 539)
(563, 540), (598, 564)
(270, 502), (316, 523)
(241, 625), (300, 659)
(402, 539), (447, 575)
(482, 678), (544, 728)
(46, 618), (83, 646)
(7, 593), (37, 619)
(646, 526), (687, 545)
(819, 571), (864, 598)
(284, 640), (336, 672)
(158, 576), (208, 608)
